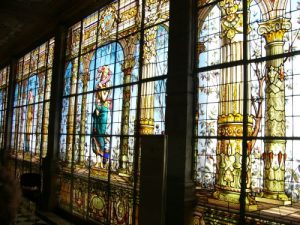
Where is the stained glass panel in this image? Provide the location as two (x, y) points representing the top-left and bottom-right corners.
(81, 12), (98, 54)
(66, 22), (81, 60)
(195, 0), (300, 223)
(58, 0), (169, 224)
(0, 66), (10, 150)
(118, 0), (140, 36)
(144, 0), (169, 28)
(10, 38), (55, 171)
(88, 182), (109, 224)
(58, 175), (72, 212)
(110, 186), (134, 225)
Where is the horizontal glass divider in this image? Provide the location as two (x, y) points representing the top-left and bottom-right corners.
(196, 50), (300, 73)
(59, 133), (136, 137)
(62, 75), (167, 98)
(195, 135), (300, 140)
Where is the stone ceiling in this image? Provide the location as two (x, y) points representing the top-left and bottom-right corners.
(0, 0), (110, 66)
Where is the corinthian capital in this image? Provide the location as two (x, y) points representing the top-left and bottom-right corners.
(258, 18), (291, 43)
(121, 58), (136, 74)
(80, 72), (90, 86)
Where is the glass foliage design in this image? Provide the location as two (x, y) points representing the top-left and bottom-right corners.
(10, 38), (55, 170)
(0, 66), (10, 150)
(195, 0), (300, 223)
(58, 0), (169, 224)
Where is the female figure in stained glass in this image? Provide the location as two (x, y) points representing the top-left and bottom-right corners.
(92, 65), (112, 168)
(25, 88), (34, 152)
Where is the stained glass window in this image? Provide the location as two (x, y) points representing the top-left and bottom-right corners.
(194, 0), (300, 223)
(9, 38), (55, 174)
(0, 66), (10, 150)
(58, 0), (169, 223)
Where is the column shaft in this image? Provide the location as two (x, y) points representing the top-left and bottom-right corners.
(140, 27), (157, 135)
(119, 58), (135, 176)
(65, 61), (78, 164)
(258, 18), (291, 201)
(212, 0), (255, 209)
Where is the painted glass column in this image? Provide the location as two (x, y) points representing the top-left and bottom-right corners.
(42, 71), (52, 158)
(140, 27), (157, 135)
(78, 72), (88, 165)
(212, 0), (255, 209)
(65, 61), (78, 165)
(19, 81), (27, 153)
(78, 53), (93, 165)
(258, 17), (291, 202)
(35, 73), (44, 156)
(119, 58), (135, 176)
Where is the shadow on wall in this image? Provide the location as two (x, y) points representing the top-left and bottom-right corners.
(0, 166), (22, 225)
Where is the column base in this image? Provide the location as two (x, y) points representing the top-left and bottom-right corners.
(93, 162), (108, 169)
(208, 197), (258, 211)
(140, 124), (154, 135)
(118, 169), (131, 177)
(64, 161), (72, 168)
(75, 161), (86, 168)
(209, 190), (257, 211)
(256, 192), (291, 205)
(62, 164), (72, 173)
(118, 155), (131, 177)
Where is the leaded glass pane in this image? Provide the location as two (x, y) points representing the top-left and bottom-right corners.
(194, 0), (300, 223)
(58, 1), (169, 224)
(0, 66), (10, 150)
(10, 38), (55, 174)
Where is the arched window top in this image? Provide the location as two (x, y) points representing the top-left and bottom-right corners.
(197, 0), (264, 69)
(197, 0), (291, 26)
(89, 42), (124, 88)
